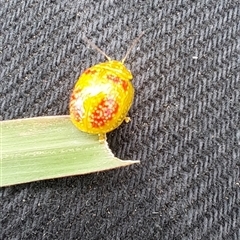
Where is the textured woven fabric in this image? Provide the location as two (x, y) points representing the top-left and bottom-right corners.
(1, 0), (240, 239)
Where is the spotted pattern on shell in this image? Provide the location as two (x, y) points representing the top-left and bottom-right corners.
(90, 98), (119, 128)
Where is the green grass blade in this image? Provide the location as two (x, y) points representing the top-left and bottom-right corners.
(0, 116), (139, 187)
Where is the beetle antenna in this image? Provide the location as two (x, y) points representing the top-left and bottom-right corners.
(121, 30), (145, 64)
(83, 37), (111, 61)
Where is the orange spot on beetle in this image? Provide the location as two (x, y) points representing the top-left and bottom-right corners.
(90, 98), (119, 128)
(121, 81), (128, 91)
(107, 74), (128, 91)
(70, 88), (84, 122)
(70, 88), (81, 101)
(84, 69), (97, 75)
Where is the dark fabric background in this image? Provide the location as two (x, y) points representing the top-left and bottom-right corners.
(1, 0), (239, 239)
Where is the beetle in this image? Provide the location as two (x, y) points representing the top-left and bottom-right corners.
(69, 32), (145, 141)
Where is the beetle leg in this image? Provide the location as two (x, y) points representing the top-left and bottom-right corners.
(124, 117), (131, 123)
(98, 133), (107, 143)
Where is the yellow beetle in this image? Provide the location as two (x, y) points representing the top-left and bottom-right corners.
(69, 32), (144, 141)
